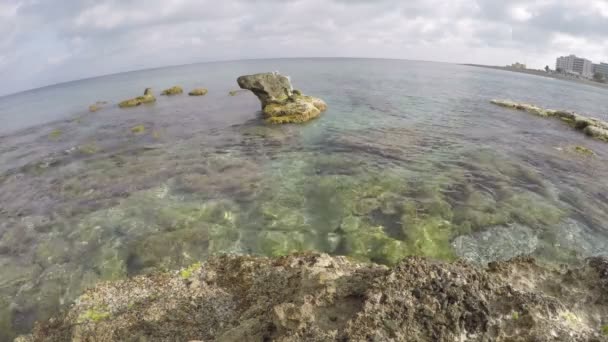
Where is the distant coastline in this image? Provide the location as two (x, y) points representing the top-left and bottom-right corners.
(463, 63), (608, 91)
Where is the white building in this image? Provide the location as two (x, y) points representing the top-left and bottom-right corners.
(556, 55), (594, 78)
(593, 62), (608, 78)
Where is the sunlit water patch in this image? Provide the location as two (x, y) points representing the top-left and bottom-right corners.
(1, 59), (608, 338)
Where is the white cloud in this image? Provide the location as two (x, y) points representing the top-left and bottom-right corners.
(510, 6), (533, 21)
(1, 0), (607, 95)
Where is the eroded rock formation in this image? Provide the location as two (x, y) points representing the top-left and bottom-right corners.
(237, 72), (327, 124)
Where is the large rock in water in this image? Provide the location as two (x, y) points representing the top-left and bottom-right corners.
(237, 72), (327, 124)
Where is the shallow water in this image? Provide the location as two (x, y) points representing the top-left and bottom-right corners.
(1, 58), (608, 337)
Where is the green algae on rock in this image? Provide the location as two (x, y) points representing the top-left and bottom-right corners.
(130, 124), (146, 135)
(160, 86), (183, 96)
(118, 88), (156, 108)
(17, 254), (608, 342)
(188, 88), (208, 96)
(228, 89), (247, 96)
(491, 99), (608, 142)
(237, 72), (327, 124)
(574, 145), (595, 156)
(88, 101), (107, 112)
(48, 129), (62, 140)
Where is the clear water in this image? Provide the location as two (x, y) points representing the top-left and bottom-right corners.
(1, 58), (608, 338)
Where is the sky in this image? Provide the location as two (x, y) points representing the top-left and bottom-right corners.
(1, 0), (608, 96)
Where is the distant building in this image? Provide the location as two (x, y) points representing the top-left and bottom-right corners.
(556, 55), (593, 78)
(509, 62), (526, 69)
(593, 62), (608, 78)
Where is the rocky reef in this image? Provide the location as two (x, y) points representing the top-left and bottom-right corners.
(17, 254), (608, 342)
(491, 99), (608, 142)
(237, 72), (327, 124)
(160, 86), (183, 96)
(188, 88), (208, 96)
(118, 88), (156, 108)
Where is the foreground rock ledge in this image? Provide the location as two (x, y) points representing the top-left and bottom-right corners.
(237, 72), (327, 124)
(491, 99), (608, 142)
(18, 254), (608, 342)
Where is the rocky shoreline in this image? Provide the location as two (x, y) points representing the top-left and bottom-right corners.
(491, 99), (608, 142)
(17, 254), (608, 341)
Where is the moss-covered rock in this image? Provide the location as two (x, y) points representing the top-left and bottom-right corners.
(342, 223), (410, 265)
(118, 88), (156, 108)
(402, 217), (456, 260)
(263, 95), (327, 124)
(257, 230), (314, 257)
(160, 86), (183, 96)
(48, 129), (62, 140)
(584, 125), (608, 142)
(0, 296), (15, 341)
(88, 101), (106, 112)
(490, 99), (556, 117)
(34, 237), (71, 267)
(130, 125), (146, 134)
(491, 99), (608, 143)
(130, 227), (209, 273)
(188, 88), (208, 96)
(237, 72), (327, 124)
(573, 145), (595, 156)
(228, 89), (246, 96)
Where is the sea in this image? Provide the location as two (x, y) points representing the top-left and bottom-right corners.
(1, 58), (607, 338)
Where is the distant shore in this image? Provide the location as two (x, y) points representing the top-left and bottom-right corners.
(463, 64), (608, 91)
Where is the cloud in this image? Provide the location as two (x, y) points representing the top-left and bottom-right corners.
(0, 0), (607, 95)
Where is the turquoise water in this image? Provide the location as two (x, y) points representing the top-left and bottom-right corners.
(1, 58), (608, 338)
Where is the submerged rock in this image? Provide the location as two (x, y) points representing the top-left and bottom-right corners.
(188, 88), (208, 96)
(228, 89), (247, 96)
(491, 99), (608, 142)
(452, 224), (539, 264)
(160, 86), (183, 96)
(19, 254), (608, 341)
(118, 88), (156, 108)
(237, 72), (327, 124)
(130, 125), (146, 135)
(571, 145), (596, 156)
(88, 101), (107, 112)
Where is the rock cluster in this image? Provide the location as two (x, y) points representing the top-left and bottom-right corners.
(118, 88), (157, 108)
(17, 254), (608, 342)
(237, 72), (327, 124)
(491, 99), (608, 142)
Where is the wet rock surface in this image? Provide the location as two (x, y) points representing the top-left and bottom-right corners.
(118, 88), (157, 108)
(237, 72), (327, 124)
(17, 253), (608, 342)
(188, 88), (208, 96)
(160, 86), (183, 96)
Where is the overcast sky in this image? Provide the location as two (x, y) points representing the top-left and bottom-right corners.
(1, 0), (608, 96)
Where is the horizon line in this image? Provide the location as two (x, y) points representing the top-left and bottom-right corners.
(0, 56), (460, 98)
